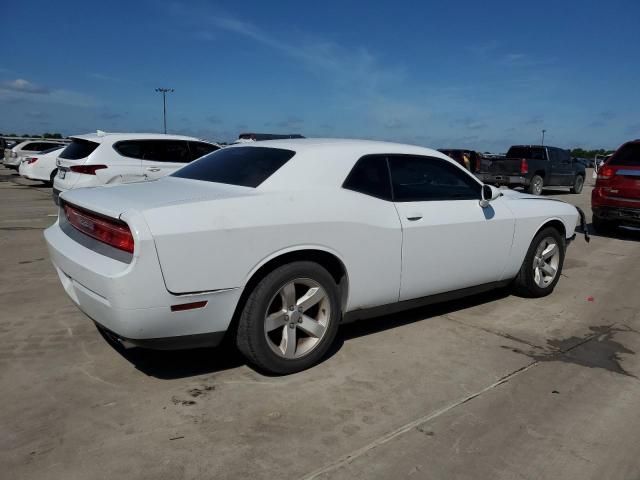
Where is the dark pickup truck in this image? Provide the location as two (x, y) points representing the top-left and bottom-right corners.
(476, 145), (586, 195)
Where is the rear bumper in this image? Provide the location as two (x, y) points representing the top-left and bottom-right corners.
(477, 173), (528, 186)
(44, 218), (242, 349)
(592, 206), (640, 226)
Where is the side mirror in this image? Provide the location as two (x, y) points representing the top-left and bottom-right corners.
(480, 184), (501, 208)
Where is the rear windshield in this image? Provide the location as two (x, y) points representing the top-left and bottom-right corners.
(609, 143), (640, 166)
(506, 147), (546, 160)
(172, 146), (295, 187)
(60, 139), (99, 160)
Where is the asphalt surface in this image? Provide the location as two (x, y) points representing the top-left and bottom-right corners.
(1, 166), (639, 480)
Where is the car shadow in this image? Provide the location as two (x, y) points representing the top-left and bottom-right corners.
(110, 288), (512, 380)
(577, 223), (640, 242)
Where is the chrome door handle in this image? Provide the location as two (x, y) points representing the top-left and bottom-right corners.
(146, 167), (161, 172)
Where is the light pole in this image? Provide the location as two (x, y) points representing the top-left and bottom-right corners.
(541, 129), (546, 146)
(155, 88), (174, 134)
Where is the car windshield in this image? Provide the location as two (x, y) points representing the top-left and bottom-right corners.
(609, 143), (640, 166)
(507, 147), (546, 160)
(172, 146), (295, 187)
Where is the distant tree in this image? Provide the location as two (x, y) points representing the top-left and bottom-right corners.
(570, 147), (615, 159)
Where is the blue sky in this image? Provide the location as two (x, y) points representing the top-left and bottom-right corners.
(1, 0), (638, 151)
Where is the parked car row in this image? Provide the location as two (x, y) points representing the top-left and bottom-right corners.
(3, 139), (66, 170)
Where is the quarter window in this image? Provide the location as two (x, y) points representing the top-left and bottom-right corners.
(388, 155), (481, 202)
(342, 155), (392, 200)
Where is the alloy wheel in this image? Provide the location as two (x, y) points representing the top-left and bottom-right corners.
(532, 237), (560, 288)
(263, 278), (331, 359)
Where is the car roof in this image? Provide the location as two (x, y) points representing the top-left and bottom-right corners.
(232, 137), (444, 156)
(69, 132), (207, 144)
(224, 138), (468, 190)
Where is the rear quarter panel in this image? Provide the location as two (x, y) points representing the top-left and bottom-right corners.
(143, 189), (403, 310)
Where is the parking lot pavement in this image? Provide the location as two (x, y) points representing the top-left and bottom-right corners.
(1, 165), (639, 480)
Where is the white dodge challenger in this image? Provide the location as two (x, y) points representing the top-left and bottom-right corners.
(44, 139), (581, 374)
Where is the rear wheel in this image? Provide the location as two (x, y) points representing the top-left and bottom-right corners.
(570, 175), (584, 194)
(528, 175), (544, 195)
(513, 227), (565, 297)
(236, 261), (341, 375)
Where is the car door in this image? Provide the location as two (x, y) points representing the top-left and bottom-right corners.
(140, 140), (191, 180)
(557, 149), (575, 185)
(548, 148), (567, 185)
(388, 155), (515, 302)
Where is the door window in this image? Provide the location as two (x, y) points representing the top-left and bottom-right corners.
(342, 155), (392, 200)
(388, 155), (481, 201)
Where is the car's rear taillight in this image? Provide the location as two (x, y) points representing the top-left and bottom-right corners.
(63, 203), (134, 253)
(520, 158), (528, 174)
(597, 166), (615, 180)
(26, 157), (38, 164)
(70, 165), (108, 175)
(475, 156), (481, 172)
(10, 151), (17, 158)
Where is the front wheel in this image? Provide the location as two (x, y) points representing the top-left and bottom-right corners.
(236, 261), (341, 375)
(570, 175), (584, 194)
(513, 227), (565, 297)
(528, 175), (544, 195)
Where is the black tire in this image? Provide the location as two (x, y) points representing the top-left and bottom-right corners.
(236, 261), (341, 375)
(570, 175), (584, 194)
(528, 175), (544, 195)
(592, 215), (616, 234)
(512, 227), (565, 297)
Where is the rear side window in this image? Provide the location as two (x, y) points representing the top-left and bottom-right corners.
(507, 147), (546, 160)
(114, 140), (190, 163)
(172, 146), (294, 188)
(609, 143), (640, 166)
(60, 139), (100, 160)
(188, 141), (219, 160)
(343, 155), (392, 200)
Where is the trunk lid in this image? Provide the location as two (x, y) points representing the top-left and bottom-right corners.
(59, 176), (256, 219)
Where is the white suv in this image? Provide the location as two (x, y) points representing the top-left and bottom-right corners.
(4, 140), (66, 169)
(53, 132), (219, 204)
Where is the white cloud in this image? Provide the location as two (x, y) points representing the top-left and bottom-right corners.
(1, 78), (49, 94)
(0, 78), (98, 107)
